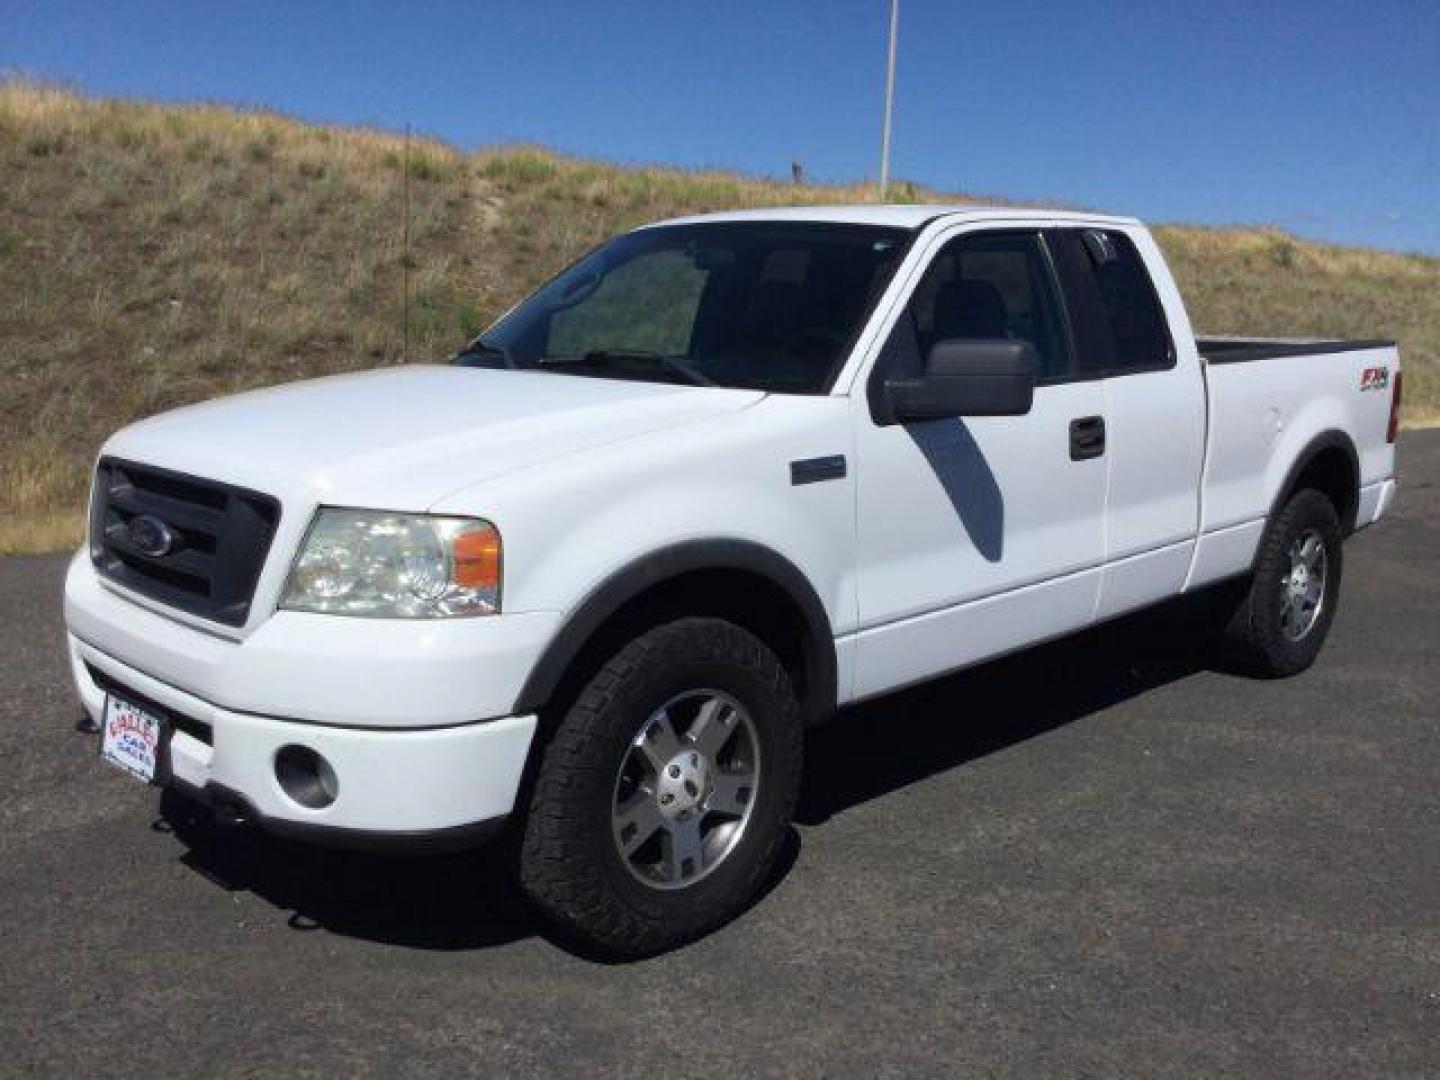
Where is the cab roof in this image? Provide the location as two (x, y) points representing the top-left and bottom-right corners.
(646, 204), (1141, 232)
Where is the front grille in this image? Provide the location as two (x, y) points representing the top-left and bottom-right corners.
(91, 457), (281, 627)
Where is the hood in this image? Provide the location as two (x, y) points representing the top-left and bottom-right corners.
(104, 365), (763, 510)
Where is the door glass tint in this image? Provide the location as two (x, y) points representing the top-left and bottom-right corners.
(902, 231), (1070, 380)
(1048, 229), (1173, 374)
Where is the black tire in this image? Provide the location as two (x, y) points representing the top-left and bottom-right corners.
(1218, 488), (1344, 677)
(517, 617), (802, 958)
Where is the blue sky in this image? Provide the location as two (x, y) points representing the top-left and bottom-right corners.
(3, 0), (1436, 254)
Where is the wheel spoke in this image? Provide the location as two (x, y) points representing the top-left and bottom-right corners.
(636, 709), (683, 775)
(708, 770), (754, 817)
(662, 818), (705, 882)
(613, 790), (664, 857)
(1279, 595), (1297, 633)
(1300, 535), (1323, 569)
(611, 689), (761, 891)
(688, 696), (737, 758)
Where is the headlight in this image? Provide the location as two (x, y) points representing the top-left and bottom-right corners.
(281, 510), (500, 617)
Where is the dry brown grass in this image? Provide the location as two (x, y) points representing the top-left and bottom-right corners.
(2, 82), (1435, 553)
(1154, 225), (1439, 428)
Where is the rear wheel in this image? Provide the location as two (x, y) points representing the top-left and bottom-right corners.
(518, 617), (802, 957)
(1218, 488), (1343, 677)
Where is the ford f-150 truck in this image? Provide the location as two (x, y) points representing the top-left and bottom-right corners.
(65, 206), (1401, 956)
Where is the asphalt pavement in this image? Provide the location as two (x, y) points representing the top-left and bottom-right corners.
(1, 432), (1436, 1078)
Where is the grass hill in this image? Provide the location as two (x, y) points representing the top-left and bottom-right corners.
(2, 82), (1436, 554)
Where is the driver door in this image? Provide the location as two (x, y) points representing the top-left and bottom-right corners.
(851, 227), (1108, 699)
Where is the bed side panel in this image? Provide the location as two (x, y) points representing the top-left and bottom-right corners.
(1190, 345), (1398, 586)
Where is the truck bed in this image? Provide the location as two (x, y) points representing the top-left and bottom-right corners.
(1191, 335), (1399, 594)
(1198, 336), (1396, 364)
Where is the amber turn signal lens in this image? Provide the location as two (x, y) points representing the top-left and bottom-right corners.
(451, 524), (501, 591)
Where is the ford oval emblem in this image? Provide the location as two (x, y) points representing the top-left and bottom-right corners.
(127, 514), (177, 558)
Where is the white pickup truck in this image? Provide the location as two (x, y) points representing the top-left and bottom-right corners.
(66, 206), (1401, 955)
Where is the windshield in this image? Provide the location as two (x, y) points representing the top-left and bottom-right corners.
(461, 222), (912, 393)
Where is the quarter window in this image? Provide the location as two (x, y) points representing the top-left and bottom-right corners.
(1047, 229), (1173, 375)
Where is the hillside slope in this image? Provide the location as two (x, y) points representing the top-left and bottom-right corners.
(2, 83), (1435, 553)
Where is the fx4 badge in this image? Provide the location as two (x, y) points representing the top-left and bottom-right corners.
(1360, 366), (1390, 392)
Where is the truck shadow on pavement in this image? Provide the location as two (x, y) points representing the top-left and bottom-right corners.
(796, 594), (1219, 825)
(158, 789), (537, 950)
(159, 594), (1222, 954)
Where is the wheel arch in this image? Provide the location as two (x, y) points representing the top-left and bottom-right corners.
(1269, 429), (1361, 537)
(512, 539), (838, 727)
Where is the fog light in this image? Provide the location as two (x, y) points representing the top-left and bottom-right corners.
(274, 745), (338, 809)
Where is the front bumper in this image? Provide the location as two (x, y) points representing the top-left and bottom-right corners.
(64, 552), (560, 729)
(65, 554), (545, 844)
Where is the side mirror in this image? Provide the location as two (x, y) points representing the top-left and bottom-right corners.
(879, 339), (1038, 425)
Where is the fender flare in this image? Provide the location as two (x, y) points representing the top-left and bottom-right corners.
(1266, 428), (1361, 536)
(512, 538), (838, 723)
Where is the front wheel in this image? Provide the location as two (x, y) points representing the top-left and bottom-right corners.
(1218, 488), (1344, 677)
(518, 617), (802, 957)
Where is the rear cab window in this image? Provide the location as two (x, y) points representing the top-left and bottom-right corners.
(1045, 228), (1175, 377)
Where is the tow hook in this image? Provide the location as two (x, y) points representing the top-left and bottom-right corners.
(206, 784), (258, 829)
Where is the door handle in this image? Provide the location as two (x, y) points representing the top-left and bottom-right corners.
(1069, 416), (1106, 461)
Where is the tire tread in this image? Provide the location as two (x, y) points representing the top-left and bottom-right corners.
(518, 617), (801, 957)
(1219, 487), (1343, 677)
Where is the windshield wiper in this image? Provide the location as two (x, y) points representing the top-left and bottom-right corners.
(539, 350), (716, 387)
(453, 339), (516, 369)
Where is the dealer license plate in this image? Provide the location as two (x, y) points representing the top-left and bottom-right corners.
(100, 694), (166, 784)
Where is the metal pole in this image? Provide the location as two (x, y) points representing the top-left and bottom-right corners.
(879, 0), (898, 199)
(402, 122), (411, 362)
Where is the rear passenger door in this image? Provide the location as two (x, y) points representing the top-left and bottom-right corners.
(1045, 228), (1206, 618)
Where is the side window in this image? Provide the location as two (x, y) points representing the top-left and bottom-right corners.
(1047, 229), (1173, 375)
(882, 231), (1071, 382)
